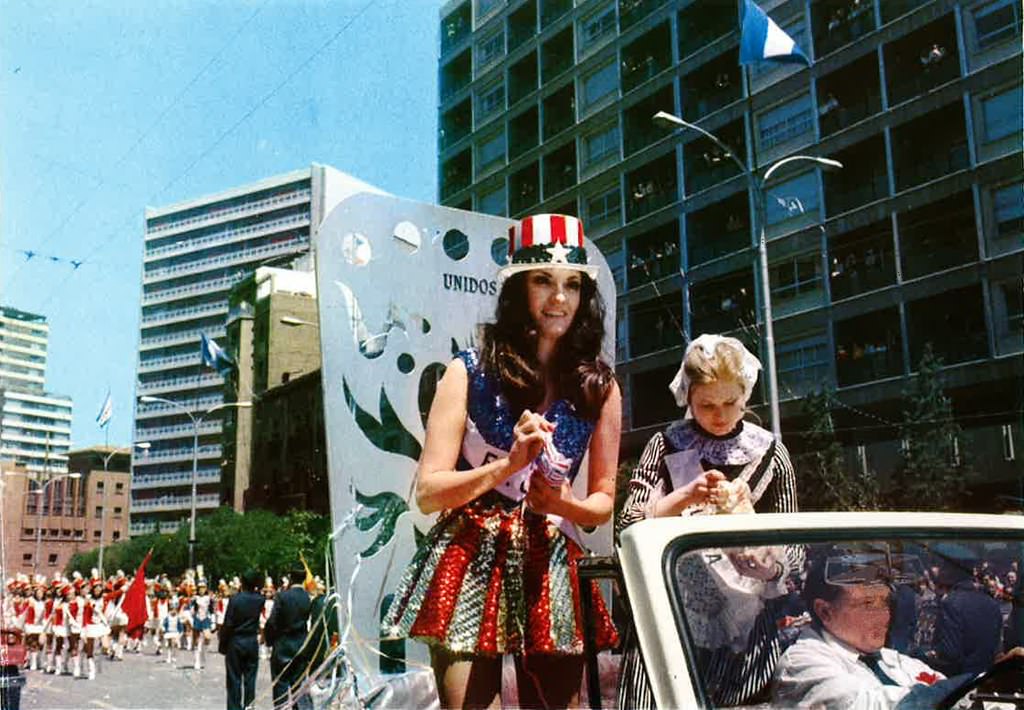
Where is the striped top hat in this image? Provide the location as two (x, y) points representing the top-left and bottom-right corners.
(500, 213), (599, 281)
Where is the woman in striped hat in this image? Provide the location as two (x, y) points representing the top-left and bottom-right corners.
(382, 213), (621, 708)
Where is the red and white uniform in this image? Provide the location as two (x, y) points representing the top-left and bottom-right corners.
(82, 596), (110, 639)
(214, 597), (227, 626)
(64, 598), (84, 636)
(147, 597), (167, 630)
(23, 597), (47, 634)
(11, 598), (29, 630)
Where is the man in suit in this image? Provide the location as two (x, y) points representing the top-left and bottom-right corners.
(221, 569), (264, 710)
(264, 567), (313, 710)
(932, 548), (1002, 676)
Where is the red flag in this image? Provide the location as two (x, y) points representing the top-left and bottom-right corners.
(123, 548), (153, 635)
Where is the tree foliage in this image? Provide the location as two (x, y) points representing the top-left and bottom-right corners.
(890, 344), (967, 511)
(67, 508), (332, 582)
(796, 388), (880, 511)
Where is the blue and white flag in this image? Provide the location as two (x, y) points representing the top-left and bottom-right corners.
(200, 333), (236, 375)
(740, 0), (810, 66)
(96, 392), (113, 428)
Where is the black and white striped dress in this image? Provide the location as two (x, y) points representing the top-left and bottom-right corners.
(615, 418), (799, 708)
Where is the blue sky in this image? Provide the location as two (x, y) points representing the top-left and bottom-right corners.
(0, 0), (440, 447)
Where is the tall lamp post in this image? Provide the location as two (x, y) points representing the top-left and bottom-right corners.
(138, 396), (252, 569)
(1, 471), (83, 575)
(96, 442), (150, 578)
(652, 110), (842, 441)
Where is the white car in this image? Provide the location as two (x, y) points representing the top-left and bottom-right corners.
(611, 512), (1023, 709)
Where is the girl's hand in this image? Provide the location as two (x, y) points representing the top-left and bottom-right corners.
(525, 473), (572, 516)
(682, 470), (727, 507)
(507, 409), (554, 473)
(729, 547), (782, 581)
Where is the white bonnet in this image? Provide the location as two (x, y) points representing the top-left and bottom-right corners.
(668, 334), (762, 408)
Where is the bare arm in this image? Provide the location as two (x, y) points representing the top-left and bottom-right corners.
(414, 358), (549, 514)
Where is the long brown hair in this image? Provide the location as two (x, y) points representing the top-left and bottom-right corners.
(479, 271), (614, 421)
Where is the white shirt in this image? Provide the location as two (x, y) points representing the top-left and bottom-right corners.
(773, 626), (969, 709)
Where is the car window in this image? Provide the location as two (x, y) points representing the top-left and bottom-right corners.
(664, 533), (1023, 708)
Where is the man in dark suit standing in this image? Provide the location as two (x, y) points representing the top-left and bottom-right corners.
(264, 567), (313, 710)
(221, 569), (264, 710)
(933, 553), (1002, 676)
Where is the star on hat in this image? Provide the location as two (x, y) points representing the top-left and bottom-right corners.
(545, 241), (572, 264)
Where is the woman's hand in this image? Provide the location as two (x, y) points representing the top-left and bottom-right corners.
(525, 473), (572, 516)
(729, 547), (783, 582)
(681, 470), (727, 508)
(507, 409), (554, 473)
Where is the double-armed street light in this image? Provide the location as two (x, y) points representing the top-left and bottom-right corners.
(652, 110), (843, 441)
(137, 396), (251, 568)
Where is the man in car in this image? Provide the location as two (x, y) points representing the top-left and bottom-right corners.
(773, 551), (972, 708)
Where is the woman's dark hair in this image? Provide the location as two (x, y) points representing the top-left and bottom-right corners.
(480, 270), (614, 421)
(241, 569), (262, 592)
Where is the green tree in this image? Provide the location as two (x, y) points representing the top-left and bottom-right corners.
(796, 388), (880, 511)
(890, 344), (967, 511)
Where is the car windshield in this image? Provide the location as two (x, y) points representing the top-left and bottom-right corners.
(665, 532), (1023, 708)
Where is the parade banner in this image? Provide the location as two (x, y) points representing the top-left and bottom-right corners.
(314, 192), (616, 673)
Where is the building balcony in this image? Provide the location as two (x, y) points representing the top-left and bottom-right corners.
(145, 189), (311, 239)
(619, 0), (663, 31)
(130, 493), (219, 513)
(813, 0), (876, 57)
(440, 50), (471, 104)
(440, 3), (471, 56)
(0, 418), (70, 437)
(508, 2), (535, 51)
(681, 51), (741, 123)
(440, 150), (471, 201)
(510, 162), (540, 216)
(142, 274), (245, 307)
(894, 140), (969, 193)
(134, 395), (222, 420)
(138, 353), (202, 374)
(131, 468), (221, 490)
(541, 28), (574, 83)
(135, 420), (220, 443)
(543, 143), (577, 198)
(540, 0), (572, 28)
(678, 4), (733, 60)
(141, 301), (227, 327)
(1, 404), (72, 423)
(627, 156), (678, 222)
(542, 83), (575, 140)
(508, 55), (538, 106)
(137, 373), (224, 396)
(623, 84), (674, 157)
(145, 212), (309, 262)
(139, 326), (225, 351)
(142, 238), (307, 284)
(621, 23), (671, 94)
(141, 444), (222, 465)
(129, 520), (158, 536)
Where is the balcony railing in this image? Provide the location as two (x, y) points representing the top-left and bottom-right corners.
(688, 227), (750, 266)
(145, 213), (309, 262)
(134, 395), (222, 419)
(826, 175), (889, 217)
(143, 274), (246, 306)
(135, 420), (221, 443)
(895, 142), (968, 192)
(139, 326), (225, 351)
(621, 54), (670, 94)
(887, 59), (959, 107)
(142, 444), (223, 464)
(816, 5), (875, 57)
(130, 493), (220, 512)
(137, 373), (224, 396)
(138, 353), (203, 373)
(131, 468), (221, 490)
(818, 91), (881, 137)
(143, 238), (307, 283)
(619, 0), (663, 31)
(627, 184), (677, 222)
(146, 189), (310, 238)
(141, 301), (227, 326)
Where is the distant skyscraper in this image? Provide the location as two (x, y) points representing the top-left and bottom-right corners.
(130, 164), (376, 536)
(0, 306), (73, 473)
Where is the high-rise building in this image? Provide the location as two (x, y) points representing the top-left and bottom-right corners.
(438, 0), (1022, 503)
(131, 164), (373, 536)
(0, 306), (73, 473)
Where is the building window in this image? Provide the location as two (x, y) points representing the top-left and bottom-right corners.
(477, 131), (506, 171)
(23, 553), (32, 563)
(765, 172), (820, 226)
(48, 553), (58, 565)
(906, 285), (988, 365)
(582, 62), (617, 107)
(113, 531), (121, 541)
(973, 0), (1021, 50)
(113, 506), (123, 515)
(94, 530), (101, 538)
(993, 182), (1024, 237)
(477, 83), (505, 120)
(74, 529), (84, 538)
(777, 334), (830, 397)
(770, 253), (823, 307)
(115, 482), (124, 492)
(583, 124), (620, 166)
(22, 528), (32, 536)
(580, 5), (616, 49)
(757, 94), (813, 150)
(96, 480), (104, 491)
(479, 185), (506, 216)
(476, 0), (503, 22)
(992, 276), (1023, 356)
(95, 506), (102, 518)
(835, 307), (904, 387)
(981, 85), (1023, 142)
(476, 30), (505, 69)
(586, 186), (621, 226)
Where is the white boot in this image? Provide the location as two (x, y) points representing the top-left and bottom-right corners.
(193, 647), (201, 670)
(54, 654), (63, 675)
(29, 651), (38, 671)
(185, 635), (192, 651)
(45, 652), (54, 673)
(165, 649), (173, 665)
(115, 642), (124, 660)
(88, 658), (96, 680)
(72, 655), (81, 678)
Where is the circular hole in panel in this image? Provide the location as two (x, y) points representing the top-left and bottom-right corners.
(442, 229), (470, 261)
(393, 221), (421, 253)
(490, 237), (509, 266)
(397, 353), (415, 374)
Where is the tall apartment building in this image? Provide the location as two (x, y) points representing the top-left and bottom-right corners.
(0, 306), (73, 473)
(438, 0), (1023, 503)
(130, 164), (372, 536)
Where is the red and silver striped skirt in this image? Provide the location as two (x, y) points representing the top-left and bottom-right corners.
(382, 492), (618, 656)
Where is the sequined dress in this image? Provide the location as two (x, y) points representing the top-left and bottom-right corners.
(381, 349), (618, 656)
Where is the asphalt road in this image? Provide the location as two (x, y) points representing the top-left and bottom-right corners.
(14, 646), (274, 710)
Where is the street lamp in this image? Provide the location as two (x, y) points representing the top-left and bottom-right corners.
(97, 442), (150, 577)
(1, 471), (83, 575)
(652, 111), (843, 441)
(137, 396), (252, 568)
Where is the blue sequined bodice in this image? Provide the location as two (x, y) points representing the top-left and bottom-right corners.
(457, 349), (595, 482)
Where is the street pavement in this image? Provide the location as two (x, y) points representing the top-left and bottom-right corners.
(16, 646), (274, 710)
